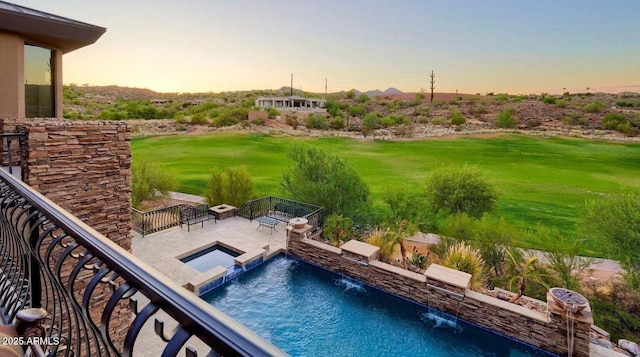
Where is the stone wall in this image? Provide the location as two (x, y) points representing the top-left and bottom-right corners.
(15, 119), (132, 250)
(286, 225), (593, 357)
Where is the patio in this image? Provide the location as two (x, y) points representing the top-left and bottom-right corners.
(132, 215), (288, 290)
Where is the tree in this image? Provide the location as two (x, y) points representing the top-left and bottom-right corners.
(322, 214), (353, 246)
(424, 165), (497, 218)
(204, 166), (254, 207)
(281, 145), (369, 216)
(131, 157), (177, 209)
(583, 190), (640, 291)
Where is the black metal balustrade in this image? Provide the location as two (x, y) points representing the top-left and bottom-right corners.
(0, 133), (26, 179)
(0, 170), (285, 356)
(235, 196), (324, 232)
(131, 204), (193, 236)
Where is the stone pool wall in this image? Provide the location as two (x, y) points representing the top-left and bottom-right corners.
(286, 225), (592, 357)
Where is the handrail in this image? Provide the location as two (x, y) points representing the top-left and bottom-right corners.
(0, 170), (286, 356)
(235, 196), (324, 232)
(0, 133), (26, 179)
(131, 204), (192, 236)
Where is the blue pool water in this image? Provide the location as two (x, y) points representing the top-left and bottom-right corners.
(202, 255), (555, 356)
(180, 244), (239, 272)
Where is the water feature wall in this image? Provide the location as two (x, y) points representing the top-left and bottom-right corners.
(286, 224), (593, 357)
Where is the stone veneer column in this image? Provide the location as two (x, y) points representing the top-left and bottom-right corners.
(19, 119), (131, 250)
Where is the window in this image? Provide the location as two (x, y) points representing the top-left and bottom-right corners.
(24, 44), (54, 117)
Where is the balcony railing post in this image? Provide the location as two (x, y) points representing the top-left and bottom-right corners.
(28, 206), (42, 308)
(6, 136), (12, 175)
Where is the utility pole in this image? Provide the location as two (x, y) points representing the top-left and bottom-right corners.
(325, 78), (327, 98)
(290, 73), (293, 96)
(430, 70), (435, 103)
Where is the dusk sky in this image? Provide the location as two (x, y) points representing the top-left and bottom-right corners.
(13, 0), (640, 95)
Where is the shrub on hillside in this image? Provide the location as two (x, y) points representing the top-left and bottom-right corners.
(347, 105), (365, 117)
(306, 113), (329, 129)
(495, 108), (516, 128)
(131, 158), (177, 209)
(267, 107), (280, 118)
(601, 113), (627, 130)
(380, 115), (410, 128)
(190, 113), (208, 125)
(584, 100), (606, 113)
(450, 111), (466, 126)
(362, 113), (381, 131)
(329, 116), (345, 129)
(358, 93), (371, 104)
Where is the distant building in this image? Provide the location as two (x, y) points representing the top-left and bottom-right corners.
(255, 95), (326, 112)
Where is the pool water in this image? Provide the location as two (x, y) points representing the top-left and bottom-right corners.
(180, 244), (240, 272)
(203, 255), (555, 357)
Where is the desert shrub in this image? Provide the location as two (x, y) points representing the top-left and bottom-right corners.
(586, 280), (640, 342)
(212, 113), (237, 127)
(495, 93), (510, 102)
(190, 113), (208, 125)
(267, 107), (280, 118)
(362, 112), (381, 131)
(382, 186), (437, 232)
(174, 113), (187, 124)
(329, 116), (345, 129)
(204, 166), (254, 207)
(252, 118), (265, 125)
(326, 99), (340, 117)
(284, 113), (299, 129)
(601, 113), (626, 129)
(305, 113), (329, 129)
(495, 108), (516, 128)
(584, 100), (606, 113)
(555, 99), (567, 107)
(475, 103), (488, 114)
(347, 105), (365, 117)
(449, 111), (466, 125)
(417, 116), (430, 124)
(358, 93), (371, 104)
(542, 96), (556, 104)
(430, 116), (448, 125)
(131, 157), (177, 209)
(381, 115), (410, 128)
(424, 165), (497, 218)
(345, 90), (356, 99)
(442, 242), (487, 291)
(281, 145), (369, 216)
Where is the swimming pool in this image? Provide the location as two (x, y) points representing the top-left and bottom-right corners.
(203, 255), (555, 356)
(180, 244), (240, 272)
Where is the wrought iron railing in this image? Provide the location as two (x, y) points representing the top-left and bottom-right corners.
(235, 196), (324, 232)
(0, 170), (285, 356)
(0, 133), (26, 180)
(131, 204), (192, 236)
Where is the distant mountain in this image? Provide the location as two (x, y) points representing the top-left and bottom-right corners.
(348, 87), (404, 98)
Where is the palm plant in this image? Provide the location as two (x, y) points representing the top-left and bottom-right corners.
(322, 214), (353, 247)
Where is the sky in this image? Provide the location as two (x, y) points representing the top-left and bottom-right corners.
(12, 0), (640, 95)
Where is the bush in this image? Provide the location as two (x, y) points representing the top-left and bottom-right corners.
(347, 105), (365, 117)
(212, 113), (237, 127)
(495, 108), (516, 128)
(281, 145), (369, 216)
(424, 165), (497, 218)
(584, 100), (606, 113)
(380, 115), (410, 128)
(284, 113), (299, 129)
(267, 107), (280, 118)
(362, 113), (381, 131)
(322, 214), (353, 246)
(450, 111), (466, 125)
(442, 242), (487, 291)
(329, 116), (345, 129)
(203, 166), (254, 207)
(358, 93), (371, 104)
(326, 100), (340, 117)
(430, 116), (448, 125)
(601, 113), (627, 130)
(131, 158), (177, 209)
(542, 96), (556, 104)
(305, 113), (329, 129)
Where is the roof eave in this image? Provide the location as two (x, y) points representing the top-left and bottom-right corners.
(0, 10), (106, 53)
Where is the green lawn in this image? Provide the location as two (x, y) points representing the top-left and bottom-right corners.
(132, 132), (640, 256)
